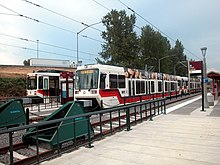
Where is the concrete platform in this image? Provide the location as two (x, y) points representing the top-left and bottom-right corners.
(43, 96), (220, 165)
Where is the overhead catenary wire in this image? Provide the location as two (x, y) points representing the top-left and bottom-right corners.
(0, 13), (19, 16)
(0, 33), (100, 57)
(118, 0), (176, 42)
(91, 0), (111, 11)
(0, 3), (104, 44)
(0, 42), (98, 62)
(117, 0), (202, 61)
(21, 0), (103, 33)
(1, 2), (203, 64)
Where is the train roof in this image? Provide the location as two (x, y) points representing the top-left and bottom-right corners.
(77, 64), (124, 72)
(77, 64), (189, 81)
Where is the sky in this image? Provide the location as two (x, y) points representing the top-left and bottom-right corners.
(0, 0), (220, 72)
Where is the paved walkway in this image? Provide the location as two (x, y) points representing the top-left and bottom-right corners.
(43, 96), (220, 165)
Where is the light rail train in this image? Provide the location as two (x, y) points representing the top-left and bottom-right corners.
(26, 70), (74, 103)
(74, 64), (201, 110)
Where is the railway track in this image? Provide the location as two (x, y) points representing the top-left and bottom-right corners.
(0, 93), (201, 164)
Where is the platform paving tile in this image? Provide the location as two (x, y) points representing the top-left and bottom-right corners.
(43, 97), (220, 165)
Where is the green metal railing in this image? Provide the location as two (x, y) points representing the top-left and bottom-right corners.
(0, 98), (166, 165)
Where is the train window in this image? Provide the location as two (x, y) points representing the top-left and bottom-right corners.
(145, 81), (148, 94)
(75, 69), (99, 90)
(136, 80), (140, 94)
(190, 83), (193, 89)
(141, 81), (145, 94)
(165, 82), (168, 92)
(132, 81), (135, 96)
(178, 80), (181, 87)
(158, 81), (162, 92)
(27, 76), (37, 90)
(171, 82), (175, 91)
(128, 80), (132, 96)
(175, 82), (177, 91)
(43, 78), (49, 90)
(167, 82), (171, 92)
(151, 81), (155, 93)
(100, 73), (106, 89)
(118, 75), (125, 88)
(38, 76), (43, 89)
(110, 74), (117, 88)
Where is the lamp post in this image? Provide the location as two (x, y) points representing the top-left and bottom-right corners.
(36, 40), (39, 58)
(201, 47), (209, 109)
(144, 57), (157, 71)
(158, 54), (176, 73)
(76, 21), (101, 66)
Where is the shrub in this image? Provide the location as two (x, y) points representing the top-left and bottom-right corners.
(0, 78), (26, 97)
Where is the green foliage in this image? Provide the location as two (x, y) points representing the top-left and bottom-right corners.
(98, 10), (139, 68)
(99, 10), (188, 76)
(0, 78), (26, 97)
(23, 59), (30, 66)
(169, 40), (187, 76)
(139, 25), (171, 72)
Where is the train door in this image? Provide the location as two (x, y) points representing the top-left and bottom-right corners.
(61, 79), (74, 104)
(49, 76), (59, 96)
(60, 72), (74, 104)
(43, 76), (49, 96)
(100, 73), (106, 89)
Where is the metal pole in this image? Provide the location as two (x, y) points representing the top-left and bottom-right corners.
(76, 21), (101, 66)
(201, 61), (205, 111)
(37, 40), (39, 58)
(201, 47), (209, 109)
(76, 33), (79, 66)
(159, 54), (176, 73)
(188, 60), (191, 94)
(203, 56), (209, 108)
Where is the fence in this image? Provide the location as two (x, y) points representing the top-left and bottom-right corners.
(0, 98), (166, 165)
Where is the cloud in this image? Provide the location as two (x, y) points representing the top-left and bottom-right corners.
(0, 0), (220, 71)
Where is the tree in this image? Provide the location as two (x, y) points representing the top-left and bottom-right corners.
(140, 25), (171, 72)
(97, 10), (139, 68)
(170, 40), (187, 76)
(23, 59), (30, 66)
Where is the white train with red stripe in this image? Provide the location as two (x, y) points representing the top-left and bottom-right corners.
(74, 64), (201, 110)
(26, 70), (74, 103)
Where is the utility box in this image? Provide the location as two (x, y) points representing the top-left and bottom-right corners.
(23, 101), (94, 148)
(0, 99), (26, 129)
(207, 93), (214, 106)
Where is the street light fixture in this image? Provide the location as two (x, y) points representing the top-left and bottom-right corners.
(174, 61), (187, 75)
(76, 21), (102, 66)
(144, 57), (157, 71)
(158, 54), (176, 73)
(201, 47), (209, 109)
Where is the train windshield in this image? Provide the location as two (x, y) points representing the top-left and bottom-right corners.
(75, 69), (99, 90)
(27, 76), (37, 90)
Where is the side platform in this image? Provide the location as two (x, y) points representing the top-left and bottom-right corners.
(43, 96), (220, 165)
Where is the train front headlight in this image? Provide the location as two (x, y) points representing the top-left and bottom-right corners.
(91, 90), (97, 94)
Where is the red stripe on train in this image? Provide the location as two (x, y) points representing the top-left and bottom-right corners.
(99, 89), (178, 104)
